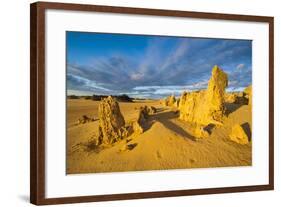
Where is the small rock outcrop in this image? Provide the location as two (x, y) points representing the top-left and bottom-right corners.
(174, 99), (180, 108)
(147, 106), (157, 114)
(224, 93), (237, 104)
(224, 92), (248, 104)
(129, 105), (157, 135)
(119, 143), (138, 152)
(179, 65), (228, 126)
(229, 124), (250, 144)
(193, 124), (210, 138)
(77, 115), (95, 124)
(135, 106), (156, 115)
(244, 85), (252, 106)
(132, 108), (147, 134)
(163, 95), (176, 107)
(98, 96), (125, 144)
(97, 98), (153, 145)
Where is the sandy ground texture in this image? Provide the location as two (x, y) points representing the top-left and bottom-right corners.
(66, 99), (252, 174)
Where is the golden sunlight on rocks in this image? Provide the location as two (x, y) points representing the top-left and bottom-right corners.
(66, 65), (252, 174)
(229, 124), (250, 145)
(179, 65), (228, 126)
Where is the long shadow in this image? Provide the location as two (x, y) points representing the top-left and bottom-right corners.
(241, 122), (252, 141)
(156, 108), (166, 113)
(224, 103), (244, 116)
(149, 110), (196, 141)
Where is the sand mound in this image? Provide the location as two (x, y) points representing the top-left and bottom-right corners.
(67, 99), (252, 174)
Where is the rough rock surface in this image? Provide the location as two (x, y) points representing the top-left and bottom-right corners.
(224, 92), (248, 104)
(224, 93), (237, 104)
(205, 65), (228, 121)
(174, 99), (180, 108)
(179, 65), (228, 126)
(133, 108), (147, 134)
(141, 105), (157, 115)
(193, 124), (210, 138)
(77, 115), (95, 124)
(97, 99), (153, 145)
(130, 105), (158, 135)
(244, 85), (252, 106)
(148, 106), (157, 114)
(229, 124), (250, 144)
(98, 96), (125, 144)
(163, 95), (176, 107)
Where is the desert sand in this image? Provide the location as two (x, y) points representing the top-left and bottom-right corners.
(66, 66), (252, 174)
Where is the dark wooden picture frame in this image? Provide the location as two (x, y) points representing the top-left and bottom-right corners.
(30, 1), (274, 205)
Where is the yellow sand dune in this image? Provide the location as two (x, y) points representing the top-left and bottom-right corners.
(66, 99), (251, 174)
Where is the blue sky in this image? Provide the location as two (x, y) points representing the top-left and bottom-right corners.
(66, 32), (252, 99)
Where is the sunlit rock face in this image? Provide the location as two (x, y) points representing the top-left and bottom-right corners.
(179, 65), (228, 126)
(98, 97), (152, 145)
(224, 93), (248, 105)
(205, 65), (228, 123)
(244, 85), (252, 106)
(163, 95), (176, 107)
(229, 124), (250, 145)
(98, 96), (125, 144)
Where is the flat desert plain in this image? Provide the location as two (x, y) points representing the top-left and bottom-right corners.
(66, 98), (252, 174)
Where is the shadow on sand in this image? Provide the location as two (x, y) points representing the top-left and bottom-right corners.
(148, 109), (196, 141)
(241, 122), (252, 141)
(224, 103), (244, 116)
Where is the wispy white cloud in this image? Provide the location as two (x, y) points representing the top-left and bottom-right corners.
(236, 63), (245, 71)
(67, 74), (112, 92)
(67, 34), (252, 98)
(160, 39), (189, 70)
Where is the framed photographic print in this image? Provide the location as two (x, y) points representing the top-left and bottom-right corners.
(30, 1), (274, 205)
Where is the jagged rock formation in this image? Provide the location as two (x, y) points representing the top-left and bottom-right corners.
(128, 105), (156, 135)
(193, 124), (210, 138)
(224, 92), (248, 104)
(131, 108), (147, 134)
(163, 95), (176, 107)
(98, 96), (126, 144)
(174, 99), (180, 108)
(97, 98), (152, 145)
(144, 105), (157, 115)
(224, 93), (237, 104)
(205, 65), (228, 121)
(229, 124), (250, 144)
(224, 86), (252, 105)
(179, 91), (205, 122)
(179, 65), (228, 126)
(244, 85), (252, 106)
(135, 106), (156, 115)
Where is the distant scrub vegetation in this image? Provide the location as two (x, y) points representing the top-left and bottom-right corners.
(68, 94), (133, 102)
(92, 94), (133, 102)
(68, 95), (79, 99)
